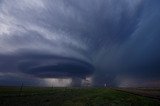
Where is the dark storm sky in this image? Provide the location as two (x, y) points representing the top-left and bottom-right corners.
(0, 0), (160, 87)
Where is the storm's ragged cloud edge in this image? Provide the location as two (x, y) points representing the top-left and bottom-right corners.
(0, 0), (160, 87)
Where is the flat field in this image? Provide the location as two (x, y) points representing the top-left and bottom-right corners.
(0, 87), (160, 106)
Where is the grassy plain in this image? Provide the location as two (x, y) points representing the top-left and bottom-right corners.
(0, 87), (160, 106)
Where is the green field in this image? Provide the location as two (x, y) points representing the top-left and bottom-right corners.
(0, 87), (160, 106)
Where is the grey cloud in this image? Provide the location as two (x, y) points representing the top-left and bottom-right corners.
(0, 0), (160, 87)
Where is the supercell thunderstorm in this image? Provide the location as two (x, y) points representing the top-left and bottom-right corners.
(0, 0), (160, 87)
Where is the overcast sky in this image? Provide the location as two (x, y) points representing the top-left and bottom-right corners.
(0, 0), (160, 87)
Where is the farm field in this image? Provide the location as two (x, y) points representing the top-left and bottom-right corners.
(0, 87), (160, 106)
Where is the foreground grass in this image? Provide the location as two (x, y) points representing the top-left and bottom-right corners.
(0, 87), (160, 106)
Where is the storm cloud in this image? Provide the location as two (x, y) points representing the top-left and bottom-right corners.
(0, 0), (160, 87)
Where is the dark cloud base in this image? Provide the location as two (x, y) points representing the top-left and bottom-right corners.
(18, 54), (94, 78)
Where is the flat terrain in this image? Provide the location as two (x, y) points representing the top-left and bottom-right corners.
(117, 88), (160, 101)
(0, 87), (160, 106)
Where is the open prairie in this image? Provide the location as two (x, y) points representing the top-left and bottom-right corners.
(0, 87), (160, 106)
